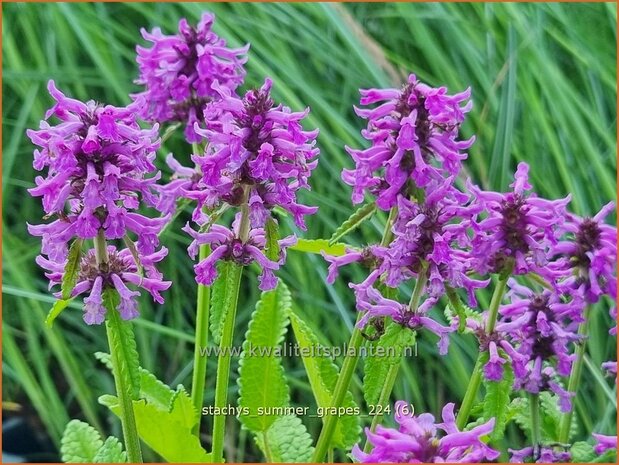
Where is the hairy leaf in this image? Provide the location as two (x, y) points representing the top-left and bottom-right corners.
(482, 350), (514, 442)
(61, 238), (83, 300)
(289, 312), (360, 449)
(60, 420), (103, 463)
(255, 415), (314, 463)
(209, 261), (237, 345)
(264, 217), (281, 262)
(364, 320), (415, 406)
(93, 437), (127, 463)
(104, 289), (140, 400)
(238, 281), (291, 433)
(289, 239), (348, 256)
(570, 441), (596, 462)
(329, 201), (377, 245)
(45, 298), (73, 328)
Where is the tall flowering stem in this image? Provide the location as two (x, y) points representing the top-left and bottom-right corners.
(456, 261), (512, 429)
(529, 393), (542, 458)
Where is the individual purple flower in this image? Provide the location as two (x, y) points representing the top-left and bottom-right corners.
(157, 153), (203, 215)
(27, 80), (168, 257)
(322, 245), (385, 285)
(593, 434), (617, 454)
(37, 246), (171, 324)
(183, 214), (296, 291)
(602, 361), (617, 376)
(190, 78), (319, 230)
(342, 74), (474, 210)
(352, 402), (499, 463)
(351, 286), (453, 355)
(468, 162), (571, 275)
(134, 13), (249, 142)
(509, 446), (570, 463)
(547, 202), (617, 304)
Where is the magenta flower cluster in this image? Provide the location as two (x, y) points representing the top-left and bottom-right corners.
(134, 12), (249, 143)
(352, 402), (499, 463)
(27, 81), (171, 324)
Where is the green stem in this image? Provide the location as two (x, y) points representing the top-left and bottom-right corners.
(327, 448), (334, 463)
(456, 263), (513, 429)
(529, 393), (541, 459)
(363, 362), (400, 453)
(558, 305), (591, 443)
(211, 263), (243, 463)
(106, 310), (143, 463)
(311, 322), (364, 463)
(190, 244), (212, 436)
(95, 230), (142, 462)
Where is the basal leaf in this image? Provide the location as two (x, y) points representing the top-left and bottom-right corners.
(264, 217), (281, 262)
(289, 239), (348, 257)
(255, 415), (314, 463)
(104, 289), (140, 400)
(238, 281), (291, 433)
(93, 436), (127, 463)
(328, 202), (376, 245)
(289, 311), (360, 449)
(45, 298), (73, 328)
(61, 238), (83, 300)
(364, 320), (415, 406)
(60, 420), (103, 463)
(482, 350), (514, 442)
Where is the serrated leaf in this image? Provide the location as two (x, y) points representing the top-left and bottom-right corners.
(61, 238), (83, 300)
(102, 395), (209, 463)
(96, 352), (175, 411)
(104, 290), (140, 400)
(482, 350), (514, 442)
(60, 420), (103, 463)
(289, 311), (360, 449)
(45, 298), (73, 328)
(265, 217), (281, 262)
(209, 261), (238, 345)
(289, 239), (348, 256)
(513, 392), (575, 442)
(255, 415), (314, 463)
(238, 281), (291, 433)
(329, 202), (377, 245)
(364, 320), (415, 406)
(570, 441), (596, 462)
(169, 385), (199, 430)
(93, 436), (127, 463)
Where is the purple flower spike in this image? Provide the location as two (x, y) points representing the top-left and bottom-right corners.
(38, 246), (171, 325)
(134, 13), (249, 142)
(27, 81), (167, 256)
(192, 78), (320, 230)
(343, 74), (475, 209)
(468, 162), (571, 275)
(353, 401), (499, 463)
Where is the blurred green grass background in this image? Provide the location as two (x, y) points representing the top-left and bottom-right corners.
(2, 2), (617, 461)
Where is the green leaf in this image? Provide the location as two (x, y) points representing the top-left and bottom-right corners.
(256, 416), (314, 463)
(95, 352), (175, 411)
(364, 320), (415, 406)
(45, 298), (73, 328)
(238, 281), (291, 433)
(481, 350), (514, 442)
(513, 392), (575, 442)
(570, 441), (596, 462)
(61, 238), (83, 300)
(122, 235), (143, 277)
(289, 311), (360, 449)
(210, 261), (235, 345)
(289, 239), (348, 256)
(101, 387), (209, 463)
(60, 420), (103, 463)
(93, 437), (127, 463)
(104, 289), (140, 400)
(593, 449), (617, 463)
(265, 217), (281, 262)
(445, 287), (470, 333)
(329, 201), (377, 245)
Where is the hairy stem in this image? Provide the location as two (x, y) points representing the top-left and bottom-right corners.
(190, 244), (212, 436)
(558, 305), (591, 443)
(96, 230), (142, 462)
(456, 263), (513, 429)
